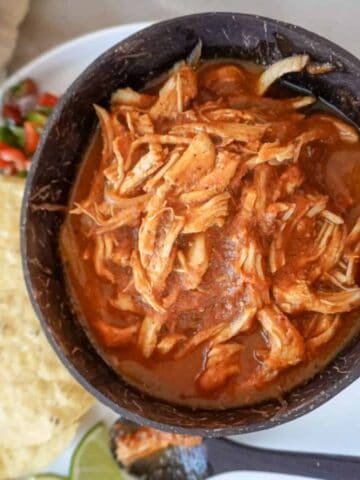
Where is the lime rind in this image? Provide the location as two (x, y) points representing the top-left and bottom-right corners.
(29, 474), (68, 480)
(70, 422), (124, 480)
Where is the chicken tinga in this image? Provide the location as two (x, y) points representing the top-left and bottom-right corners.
(61, 54), (360, 408)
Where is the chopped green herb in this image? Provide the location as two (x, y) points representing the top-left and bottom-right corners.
(7, 125), (25, 148)
(0, 126), (18, 147)
(9, 78), (37, 99)
(0, 125), (25, 149)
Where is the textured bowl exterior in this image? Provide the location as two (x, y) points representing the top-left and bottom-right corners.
(21, 12), (360, 436)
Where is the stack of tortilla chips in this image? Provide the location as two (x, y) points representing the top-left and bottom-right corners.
(0, 176), (94, 479)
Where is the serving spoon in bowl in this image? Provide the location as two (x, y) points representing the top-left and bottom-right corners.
(206, 438), (360, 480)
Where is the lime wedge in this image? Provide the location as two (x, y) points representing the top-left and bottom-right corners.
(29, 475), (68, 479)
(70, 422), (124, 480)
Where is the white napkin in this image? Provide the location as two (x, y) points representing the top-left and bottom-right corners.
(0, 0), (29, 82)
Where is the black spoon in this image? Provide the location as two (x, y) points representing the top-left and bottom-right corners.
(205, 438), (360, 480)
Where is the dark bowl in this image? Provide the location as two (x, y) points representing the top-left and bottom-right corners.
(21, 12), (360, 436)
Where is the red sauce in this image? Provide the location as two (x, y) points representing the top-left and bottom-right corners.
(60, 59), (360, 409)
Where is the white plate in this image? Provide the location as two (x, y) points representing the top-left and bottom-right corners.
(3, 22), (359, 480)
(1, 23), (150, 97)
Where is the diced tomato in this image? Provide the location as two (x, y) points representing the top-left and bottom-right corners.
(10, 78), (38, 98)
(38, 92), (58, 108)
(24, 121), (40, 154)
(0, 78), (59, 176)
(0, 158), (9, 168)
(2, 104), (22, 124)
(0, 142), (28, 170)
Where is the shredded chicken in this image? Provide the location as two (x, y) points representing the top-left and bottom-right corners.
(94, 105), (114, 166)
(200, 64), (247, 96)
(95, 322), (139, 348)
(170, 121), (267, 146)
(110, 292), (142, 314)
(297, 313), (341, 351)
(138, 313), (167, 358)
(274, 278), (360, 314)
(175, 323), (225, 359)
(157, 333), (186, 355)
(150, 64), (197, 120)
(93, 235), (115, 283)
(126, 134), (192, 170)
(315, 114), (359, 143)
(198, 150), (242, 190)
(212, 307), (257, 344)
(199, 343), (242, 391)
(140, 208), (184, 291)
(131, 250), (165, 313)
(111, 87), (155, 108)
(69, 55), (360, 397)
(120, 143), (164, 195)
(177, 232), (209, 290)
(179, 150), (241, 205)
(164, 132), (216, 189)
(183, 192), (230, 234)
(257, 305), (305, 370)
(346, 217), (360, 247)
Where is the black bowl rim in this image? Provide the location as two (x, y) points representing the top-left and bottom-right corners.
(20, 12), (360, 436)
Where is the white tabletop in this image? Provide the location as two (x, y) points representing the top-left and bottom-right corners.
(11, 0), (360, 71)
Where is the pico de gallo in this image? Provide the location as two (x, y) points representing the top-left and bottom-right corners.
(0, 78), (59, 176)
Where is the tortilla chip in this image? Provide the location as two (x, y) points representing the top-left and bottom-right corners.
(0, 422), (78, 479)
(0, 176), (94, 448)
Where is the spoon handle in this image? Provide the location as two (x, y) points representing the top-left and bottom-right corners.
(205, 438), (360, 480)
